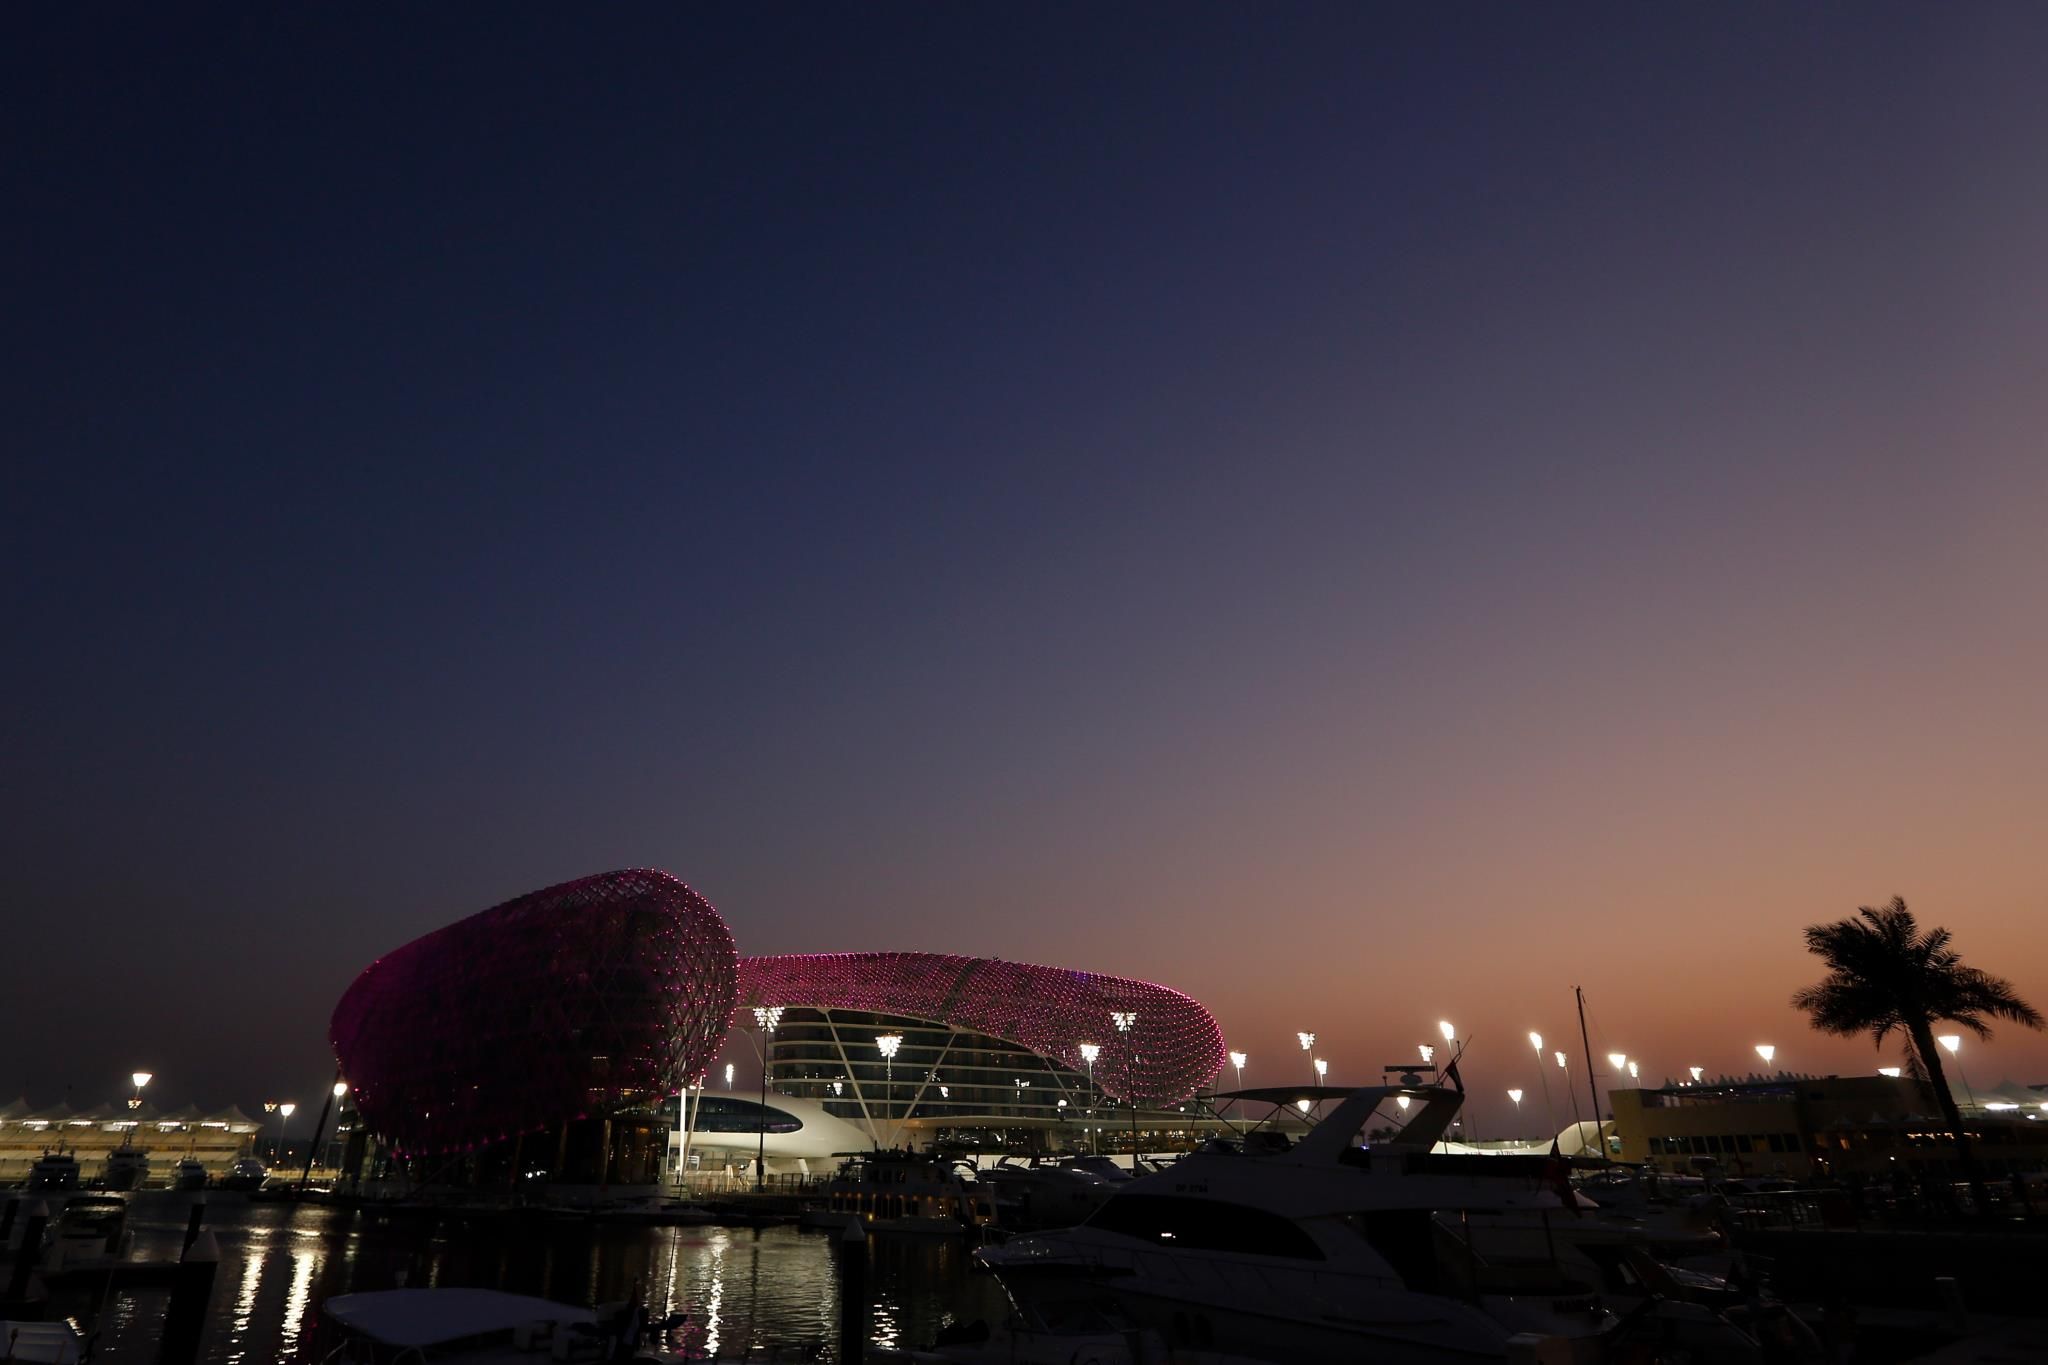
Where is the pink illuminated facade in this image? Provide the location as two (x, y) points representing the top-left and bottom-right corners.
(330, 868), (737, 1158)
(329, 871), (1226, 1173)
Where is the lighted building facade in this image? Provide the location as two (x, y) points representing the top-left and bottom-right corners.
(328, 872), (1230, 1186)
(737, 952), (1229, 1152)
(1610, 1073), (2048, 1179)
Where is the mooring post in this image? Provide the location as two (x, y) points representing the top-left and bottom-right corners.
(182, 1197), (207, 1255)
(0, 1196), (19, 1248)
(836, 1220), (867, 1365)
(156, 1230), (220, 1365)
(4, 1201), (49, 1303)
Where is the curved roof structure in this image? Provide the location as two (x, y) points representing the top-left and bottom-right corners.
(737, 952), (1225, 1106)
(331, 869), (737, 1155)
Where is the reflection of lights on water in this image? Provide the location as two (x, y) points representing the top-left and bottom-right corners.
(871, 1289), (901, 1350)
(704, 1234), (726, 1359)
(224, 1233), (267, 1364)
(278, 1244), (318, 1355)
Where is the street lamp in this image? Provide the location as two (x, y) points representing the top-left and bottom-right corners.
(278, 1102), (296, 1164)
(124, 1071), (152, 1147)
(1297, 1032), (1316, 1088)
(1314, 1058), (1328, 1082)
(1938, 1034), (1978, 1110)
(1419, 1044), (1434, 1065)
(1529, 1032), (1556, 1133)
(1439, 1020), (1457, 1046)
(1556, 1050), (1585, 1134)
(1113, 1011), (1140, 1163)
(752, 1005), (784, 1191)
(1627, 1061), (1639, 1082)
(1879, 1067), (1903, 1078)
(1690, 1066), (1704, 1084)
(1227, 1050), (1248, 1134)
(1607, 1053), (1627, 1073)
(1508, 1089), (1524, 1130)
(724, 1063), (735, 1090)
(1755, 1044), (1776, 1070)
(876, 1033), (903, 1144)
(1079, 1043), (1102, 1154)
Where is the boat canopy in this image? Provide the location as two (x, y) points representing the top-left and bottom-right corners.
(322, 1289), (595, 1346)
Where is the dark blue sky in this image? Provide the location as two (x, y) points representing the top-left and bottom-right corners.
(8, 6), (2047, 1125)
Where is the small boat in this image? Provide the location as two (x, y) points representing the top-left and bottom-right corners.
(0, 1321), (85, 1364)
(101, 1146), (151, 1191)
(25, 1153), (80, 1193)
(170, 1157), (208, 1191)
(43, 1195), (131, 1271)
(310, 1288), (676, 1362)
(217, 1157), (268, 1192)
(803, 1150), (994, 1235)
(977, 1156), (1118, 1232)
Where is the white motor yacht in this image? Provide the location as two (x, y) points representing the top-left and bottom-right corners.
(978, 1156), (1119, 1232)
(170, 1157), (209, 1191)
(218, 1156), (268, 1192)
(977, 1082), (1771, 1364)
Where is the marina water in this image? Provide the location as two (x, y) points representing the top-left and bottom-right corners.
(47, 1194), (1007, 1361)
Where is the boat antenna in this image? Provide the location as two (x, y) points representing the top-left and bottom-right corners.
(1575, 986), (1608, 1165)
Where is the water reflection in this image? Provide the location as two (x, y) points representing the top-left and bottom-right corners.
(55, 1197), (1007, 1362)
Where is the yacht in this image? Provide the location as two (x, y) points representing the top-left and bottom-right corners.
(803, 1150), (994, 1235)
(218, 1156), (268, 1192)
(977, 1083), (1770, 1364)
(25, 1152), (80, 1193)
(43, 1195), (131, 1271)
(170, 1157), (209, 1191)
(977, 1156), (1118, 1232)
(101, 1146), (151, 1191)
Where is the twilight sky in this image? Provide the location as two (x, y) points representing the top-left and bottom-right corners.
(6, 5), (2047, 1134)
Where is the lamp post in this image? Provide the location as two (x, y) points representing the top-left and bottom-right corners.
(1939, 1034), (1977, 1111)
(752, 1005), (783, 1192)
(1627, 1061), (1639, 1083)
(1419, 1044), (1434, 1066)
(724, 1063), (735, 1090)
(1228, 1050), (1247, 1134)
(1689, 1066), (1704, 1085)
(125, 1071), (152, 1149)
(1297, 1032), (1316, 1089)
(1508, 1089), (1524, 1133)
(263, 1101), (278, 1163)
(1113, 1011), (1139, 1165)
(1556, 1051), (1584, 1135)
(876, 1034), (902, 1148)
(278, 1102), (296, 1165)
(1755, 1044), (1776, 1074)
(1079, 1042), (1101, 1155)
(1529, 1033), (1556, 1135)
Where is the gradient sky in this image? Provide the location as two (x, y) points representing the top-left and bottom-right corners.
(7, 5), (2047, 1134)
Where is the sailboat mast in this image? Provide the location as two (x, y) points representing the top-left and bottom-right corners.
(1575, 985), (1606, 1163)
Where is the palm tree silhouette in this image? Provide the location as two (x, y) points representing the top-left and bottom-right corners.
(1792, 897), (2042, 1212)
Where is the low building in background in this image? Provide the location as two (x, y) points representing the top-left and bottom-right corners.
(1609, 1072), (2048, 1180)
(0, 1099), (261, 1184)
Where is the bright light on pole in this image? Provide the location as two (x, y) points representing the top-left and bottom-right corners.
(1689, 1066), (1704, 1083)
(1755, 1044), (1776, 1067)
(1396, 1095), (1411, 1111)
(1508, 1088), (1523, 1127)
(1419, 1044), (1434, 1064)
(1627, 1061), (1639, 1081)
(1938, 1035), (1961, 1055)
(1297, 1032), (1316, 1088)
(1607, 1053), (1627, 1072)
(752, 1006), (783, 1189)
(1439, 1020), (1456, 1044)
(724, 1063), (735, 1089)
(1314, 1058), (1328, 1083)
(1879, 1067), (1902, 1078)
(1113, 1011), (1140, 1161)
(332, 1081), (348, 1099)
(277, 1102), (296, 1163)
(1080, 1042), (1102, 1154)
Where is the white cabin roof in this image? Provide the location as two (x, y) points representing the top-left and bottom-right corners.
(322, 1289), (594, 1346)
